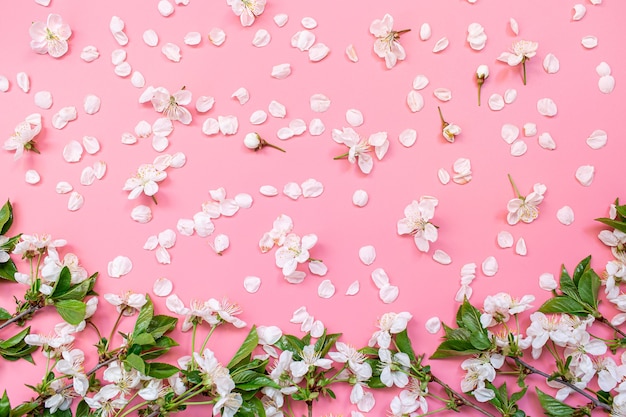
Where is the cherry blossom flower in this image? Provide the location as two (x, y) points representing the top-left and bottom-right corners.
(207, 297), (247, 328)
(84, 390), (128, 416)
(497, 40), (539, 85)
(150, 87), (192, 124)
(13, 233), (67, 259)
(192, 348), (235, 396)
(4, 114), (42, 160)
(275, 233), (317, 276)
(41, 252), (87, 284)
(369, 14), (410, 69)
(332, 127), (389, 174)
(214, 392), (243, 417)
(123, 161), (168, 204)
(437, 107), (461, 142)
(259, 214), (294, 252)
(368, 311), (412, 348)
(244, 132), (286, 152)
(397, 197), (439, 252)
(476, 65), (489, 106)
(379, 348), (410, 388)
(226, 0), (266, 26)
(506, 174), (546, 225)
(166, 294), (219, 331)
(290, 345), (333, 378)
(55, 349), (89, 396)
(202, 187), (239, 218)
(329, 342), (372, 381)
(103, 291), (147, 316)
(30, 14), (72, 58)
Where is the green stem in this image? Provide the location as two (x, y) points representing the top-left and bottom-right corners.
(107, 310), (125, 351)
(333, 152), (349, 160)
(507, 174), (523, 199)
(115, 396), (147, 417)
(419, 407), (449, 416)
(199, 325), (217, 353)
(307, 400), (313, 417)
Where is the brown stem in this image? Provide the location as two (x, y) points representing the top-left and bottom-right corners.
(430, 373), (497, 417)
(0, 305), (40, 330)
(598, 315), (626, 338)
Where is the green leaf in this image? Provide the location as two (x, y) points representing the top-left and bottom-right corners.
(53, 275), (97, 301)
(75, 400), (91, 417)
(0, 260), (17, 282)
(442, 324), (471, 341)
(538, 297), (588, 316)
(133, 333), (156, 346)
(9, 401), (39, 417)
(572, 256), (591, 285)
(0, 391), (10, 417)
(558, 266), (581, 301)
(55, 300), (86, 325)
(124, 353), (146, 374)
(469, 330), (491, 350)
(146, 315), (178, 339)
(596, 217), (626, 234)
(275, 335), (305, 355)
(596, 390), (611, 405)
(0, 327), (30, 349)
(366, 376), (386, 389)
(536, 388), (574, 417)
(50, 267), (72, 299)
(236, 375), (280, 391)
(577, 269), (600, 310)
(228, 325), (258, 370)
(0, 308), (11, 321)
(318, 332), (341, 358)
(140, 336), (178, 361)
(395, 329), (416, 361)
(0, 201), (13, 235)
(145, 362), (179, 379)
(132, 295), (154, 338)
(460, 298), (485, 335)
(430, 340), (481, 359)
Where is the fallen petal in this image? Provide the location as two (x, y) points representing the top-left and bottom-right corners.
(301, 178), (323, 197)
(509, 18), (519, 35)
(158, 229), (176, 248)
(283, 182), (302, 200)
(17, 72), (30, 93)
(63, 141), (83, 163)
(438, 168), (450, 185)
(420, 23), (432, 40)
(155, 246), (171, 264)
(346, 280), (360, 295)
(289, 119), (307, 135)
(131, 205), (152, 223)
(56, 181), (73, 194)
(352, 189), (368, 207)
(162, 43), (182, 62)
(572, 4), (587, 20)
(231, 87), (250, 105)
(515, 238), (527, 256)
(539, 273), (558, 291)
(537, 98), (558, 116)
(599, 75), (615, 94)
(271, 63), (291, 79)
(538, 132), (556, 150)
(453, 158), (471, 174)
(153, 278), (173, 297)
(211, 234), (230, 254)
(158, 0), (174, 16)
(371, 268), (389, 289)
(309, 43), (330, 62)
(84, 94), (101, 114)
(196, 96), (215, 113)
(504, 89), (517, 104)
(244, 276), (261, 293)
(80, 46), (100, 62)
(291, 30), (315, 51)
(34, 91), (53, 109)
(481, 256), (498, 277)
(234, 193), (253, 208)
(581, 35), (598, 49)
(433, 88), (452, 102)
(276, 127), (294, 140)
(121, 132), (137, 144)
(252, 29), (271, 47)
(67, 192), (84, 211)
(274, 13), (288, 27)
(80, 167), (96, 185)
(596, 61), (611, 77)
(25, 169), (40, 184)
(301, 17), (317, 29)
(398, 128), (417, 147)
(501, 124), (520, 144)
(309, 118), (325, 135)
(184, 32), (202, 46)
(523, 123), (537, 137)
(425, 317), (441, 334)
(143, 29), (159, 46)
(433, 249), (452, 265)
(346, 109), (363, 127)
(488, 94), (504, 111)
(510, 140), (528, 156)
(114, 62), (132, 77)
(260, 185), (278, 196)
(407, 90), (424, 112)
(250, 110), (267, 124)
(218, 115), (239, 135)
(586, 129), (607, 149)
(379, 285), (399, 304)
(345, 44), (358, 62)
(209, 28), (226, 46)
(310, 93), (331, 112)
(108, 256), (132, 278)
(432, 37), (449, 53)
(575, 165), (594, 186)
(543, 53), (560, 73)
(318, 280), (335, 298)
(412, 75), (429, 90)
(269, 100), (287, 118)
(359, 245), (376, 265)
(557, 206), (575, 225)
(497, 231), (514, 248)
(111, 49), (127, 65)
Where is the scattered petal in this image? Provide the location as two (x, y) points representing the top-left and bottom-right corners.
(425, 317), (441, 334)
(211, 234), (230, 255)
(249, 110), (267, 124)
(244, 276), (261, 293)
(309, 118), (325, 135)
(56, 181), (73, 194)
(509, 18), (519, 35)
(171, 152), (186, 168)
(277, 127), (294, 140)
(209, 28), (226, 46)
(291, 30), (315, 51)
(143, 29), (159, 46)
(420, 23), (431, 41)
(575, 165), (595, 186)
(260, 185), (278, 196)
(84, 94), (101, 114)
(162, 43), (181, 62)
(359, 245), (376, 265)
(346, 280), (360, 295)
(25, 169), (40, 184)
(80, 45), (100, 62)
(481, 256), (498, 277)
(81, 136), (100, 155)
(63, 141), (83, 163)
(433, 88), (452, 102)
(302, 179), (323, 197)
(114, 62), (132, 77)
(432, 37), (449, 53)
(34, 91), (53, 109)
(318, 280), (335, 298)
(581, 35), (598, 49)
(539, 273), (558, 291)
(596, 62), (611, 77)
(515, 238), (527, 256)
(235, 193), (253, 208)
(497, 231), (514, 248)
(310, 93), (331, 112)
(379, 285), (399, 304)
(523, 123), (537, 137)
(153, 277), (173, 296)
(407, 90), (424, 112)
(80, 166), (96, 185)
(572, 4), (587, 21)
(152, 135), (169, 152)
(108, 256), (132, 278)
(345, 44), (358, 62)
(301, 17), (317, 29)
(231, 87), (250, 105)
(121, 132), (137, 144)
(557, 206), (575, 225)
(176, 219), (194, 235)
(504, 89), (517, 104)
(271, 63), (291, 79)
(543, 53), (560, 73)
(283, 182), (302, 200)
(412, 75), (429, 90)
(268, 100), (287, 118)
(352, 189), (368, 207)
(158, 229), (176, 249)
(289, 119), (307, 135)
(17, 72), (30, 93)
(586, 130), (607, 149)
(501, 124), (520, 144)
(274, 13), (288, 27)
(158, 0), (175, 16)
(398, 129), (417, 147)
(110, 16), (128, 45)
(155, 246), (171, 264)
(111, 49), (127, 65)
(538, 132), (556, 150)
(131, 205), (152, 223)
(67, 191), (84, 211)
(196, 96), (215, 113)
(599, 75), (615, 94)
(488, 94), (504, 111)
(218, 115), (239, 135)
(252, 29), (271, 47)
(537, 98), (557, 117)
(433, 250), (452, 265)
(346, 109), (363, 127)
(131, 71), (146, 88)
(184, 32), (202, 46)
(510, 140), (527, 156)
(309, 43), (330, 62)
(371, 268), (390, 289)
(438, 168), (450, 185)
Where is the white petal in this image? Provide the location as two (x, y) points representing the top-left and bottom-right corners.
(433, 88), (452, 102)
(572, 4), (587, 20)
(538, 132), (556, 150)
(83, 95), (101, 115)
(284, 271), (306, 284)
(289, 119), (307, 135)
(515, 238), (527, 256)
(67, 192), (84, 211)
(310, 320), (324, 337)
(268, 100), (287, 118)
(352, 189), (369, 207)
(586, 130), (607, 149)
(63, 141), (83, 163)
(420, 23), (432, 40)
(509, 18), (519, 35)
(537, 98), (558, 117)
(162, 43), (182, 62)
(432, 37), (449, 53)
(158, 0), (174, 16)
(249, 110), (268, 125)
(131, 205), (152, 223)
(274, 13), (288, 27)
(433, 250), (452, 265)
(398, 128), (417, 147)
(359, 246), (376, 265)
(175, 219), (194, 237)
(309, 118), (325, 136)
(195, 96), (215, 113)
(504, 89), (517, 104)
(301, 17), (317, 29)
(575, 165), (595, 186)
(0, 76), (8, 92)
(461, 263), (477, 276)
(283, 182), (302, 200)
(407, 91), (424, 112)
(135, 120), (152, 138)
(501, 124), (520, 144)
(488, 94), (505, 111)
(309, 261), (328, 276)
(589, 0), (602, 4)
(114, 62), (132, 77)
(144, 235), (159, 250)
(345, 44), (358, 62)
(251, 29), (271, 48)
(523, 123), (537, 137)
(142, 29), (159, 46)
(34, 91), (53, 109)
(412, 75), (429, 90)
(510, 141), (527, 156)
(234, 193), (253, 208)
(497, 231), (514, 248)
(108, 256), (133, 278)
(310, 93), (331, 112)
(425, 317), (441, 334)
(379, 285), (399, 304)
(170, 152), (186, 168)
(218, 115), (239, 135)
(158, 229), (176, 248)
(80, 167), (96, 186)
(184, 31), (202, 46)
(581, 35), (598, 49)
(121, 132), (137, 144)
(155, 246), (171, 264)
(231, 87), (250, 105)
(539, 273), (557, 291)
(318, 280), (335, 298)
(81, 136), (100, 155)
(309, 43), (330, 62)
(557, 206), (575, 225)
(453, 158), (471, 174)
(438, 168), (450, 185)
(80, 46), (100, 62)
(291, 30), (315, 51)
(543, 53), (560, 73)
(111, 49), (127, 65)
(596, 61), (611, 77)
(271, 63), (291, 79)
(260, 185), (278, 196)
(301, 178), (323, 197)
(212, 234), (230, 254)
(209, 28), (226, 46)
(277, 127), (294, 140)
(346, 280), (360, 295)
(599, 75), (615, 94)
(16, 72), (30, 93)
(56, 181), (73, 194)
(193, 212), (215, 237)
(481, 256), (498, 277)
(129, 71), (145, 88)
(152, 277), (173, 297)
(371, 268), (389, 289)
(244, 276), (261, 293)
(25, 169), (40, 184)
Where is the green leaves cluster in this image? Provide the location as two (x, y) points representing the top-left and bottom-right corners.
(596, 198), (626, 234)
(47, 268), (98, 326)
(0, 200), (19, 282)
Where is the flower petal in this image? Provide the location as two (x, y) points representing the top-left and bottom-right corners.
(318, 280), (335, 298)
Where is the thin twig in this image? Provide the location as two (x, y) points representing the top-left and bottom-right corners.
(430, 373), (497, 417)
(0, 305), (40, 330)
(598, 315), (626, 338)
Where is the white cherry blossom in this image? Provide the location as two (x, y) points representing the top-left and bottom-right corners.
(227, 0), (266, 26)
(497, 39), (539, 85)
(397, 197), (439, 252)
(150, 87), (192, 124)
(123, 162), (168, 203)
(4, 114), (42, 160)
(369, 14), (410, 69)
(332, 127), (388, 174)
(275, 233), (317, 276)
(30, 14), (72, 58)
(506, 175), (546, 225)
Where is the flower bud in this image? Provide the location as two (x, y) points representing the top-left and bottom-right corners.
(476, 64), (489, 79)
(244, 132), (261, 150)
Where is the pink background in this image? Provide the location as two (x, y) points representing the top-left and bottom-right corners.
(1, 0), (625, 415)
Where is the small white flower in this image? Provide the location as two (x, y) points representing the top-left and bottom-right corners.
(437, 107), (461, 142)
(368, 311), (412, 348)
(4, 114), (42, 160)
(332, 127), (389, 174)
(506, 175), (546, 225)
(103, 291), (147, 316)
(226, 0), (266, 26)
(275, 233), (317, 276)
(123, 161), (168, 203)
(397, 197), (438, 252)
(30, 14), (72, 58)
(369, 14), (410, 69)
(497, 39), (539, 85)
(150, 87), (192, 124)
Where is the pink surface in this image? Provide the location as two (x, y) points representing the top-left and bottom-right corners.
(1, 0), (625, 415)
